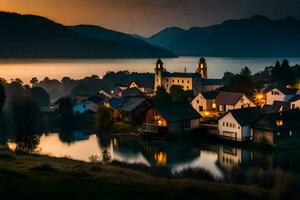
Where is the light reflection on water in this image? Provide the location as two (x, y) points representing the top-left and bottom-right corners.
(6, 131), (300, 179)
(1, 57), (300, 83)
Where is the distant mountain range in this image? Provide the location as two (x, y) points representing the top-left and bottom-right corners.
(142, 15), (300, 57)
(1, 12), (300, 58)
(0, 12), (175, 58)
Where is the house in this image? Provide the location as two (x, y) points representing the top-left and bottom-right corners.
(262, 101), (291, 113)
(290, 95), (300, 109)
(191, 91), (219, 117)
(73, 96), (104, 114)
(252, 110), (300, 145)
(218, 107), (262, 141)
(263, 86), (298, 105)
(99, 89), (112, 100)
(129, 81), (154, 96)
(154, 58), (224, 95)
(121, 87), (144, 97)
(216, 91), (256, 112)
(107, 96), (151, 124)
(144, 102), (201, 135)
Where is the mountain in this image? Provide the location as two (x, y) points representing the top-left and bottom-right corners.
(147, 15), (300, 57)
(130, 34), (147, 41)
(0, 12), (175, 58)
(69, 25), (146, 44)
(146, 27), (186, 49)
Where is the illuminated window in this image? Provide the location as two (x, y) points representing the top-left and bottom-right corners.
(212, 103), (216, 109)
(276, 120), (283, 126)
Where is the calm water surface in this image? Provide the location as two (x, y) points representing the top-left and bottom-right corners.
(1, 57), (300, 83)
(7, 132), (300, 179)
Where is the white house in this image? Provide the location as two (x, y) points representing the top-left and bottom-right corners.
(290, 95), (300, 109)
(263, 86), (298, 105)
(218, 107), (262, 141)
(216, 91), (256, 112)
(191, 91), (218, 117)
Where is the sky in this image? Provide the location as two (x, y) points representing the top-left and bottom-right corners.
(1, 0), (300, 36)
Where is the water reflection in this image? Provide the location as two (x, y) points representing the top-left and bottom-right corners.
(4, 131), (300, 179)
(2, 57), (300, 83)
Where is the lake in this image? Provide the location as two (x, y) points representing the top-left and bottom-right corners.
(1, 57), (300, 83)
(6, 132), (300, 179)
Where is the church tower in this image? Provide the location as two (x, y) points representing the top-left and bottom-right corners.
(154, 59), (164, 92)
(197, 57), (207, 79)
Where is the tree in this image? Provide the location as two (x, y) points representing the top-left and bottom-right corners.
(240, 66), (252, 77)
(222, 74), (259, 96)
(30, 77), (39, 85)
(185, 90), (195, 101)
(153, 86), (171, 103)
(9, 96), (42, 153)
(170, 85), (187, 102)
(30, 87), (50, 108)
(57, 97), (74, 120)
(0, 84), (6, 113)
(95, 105), (113, 131)
(222, 71), (234, 82)
(271, 59), (294, 85)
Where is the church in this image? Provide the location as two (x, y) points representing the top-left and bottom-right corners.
(154, 57), (225, 94)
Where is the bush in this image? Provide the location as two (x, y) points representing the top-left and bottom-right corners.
(95, 105), (113, 130)
(30, 163), (56, 172)
(174, 168), (215, 181)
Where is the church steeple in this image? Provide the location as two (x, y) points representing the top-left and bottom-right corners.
(154, 59), (164, 93)
(156, 58), (163, 69)
(197, 57), (207, 79)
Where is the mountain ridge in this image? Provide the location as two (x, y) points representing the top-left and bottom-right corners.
(144, 15), (300, 57)
(0, 12), (175, 58)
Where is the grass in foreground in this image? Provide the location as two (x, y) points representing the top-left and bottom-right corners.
(0, 151), (294, 200)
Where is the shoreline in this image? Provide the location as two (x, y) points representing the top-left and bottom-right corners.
(0, 150), (290, 200)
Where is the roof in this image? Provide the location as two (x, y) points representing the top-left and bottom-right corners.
(262, 101), (290, 113)
(108, 98), (126, 109)
(201, 91), (219, 100)
(263, 86), (298, 95)
(199, 57), (206, 63)
(216, 91), (244, 106)
(156, 59), (163, 65)
(130, 80), (153, 88)
(108, 96), (148, 112)
(154, 102), (201, 122)
(290, 95), (300, 102)
(201, 79), (225, 86)
(163, 72), (199, 78)
(253, 110), (300, 131)
(87, 96), (104, 104)
(222, 107), (262, 126)
(119, 97), (147, 112)
(122, 87), (144, 97)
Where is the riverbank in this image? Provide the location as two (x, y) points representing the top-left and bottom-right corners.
(0, 151), (295, 200)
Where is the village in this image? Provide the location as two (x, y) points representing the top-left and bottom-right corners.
(62, 58), (300, 148)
